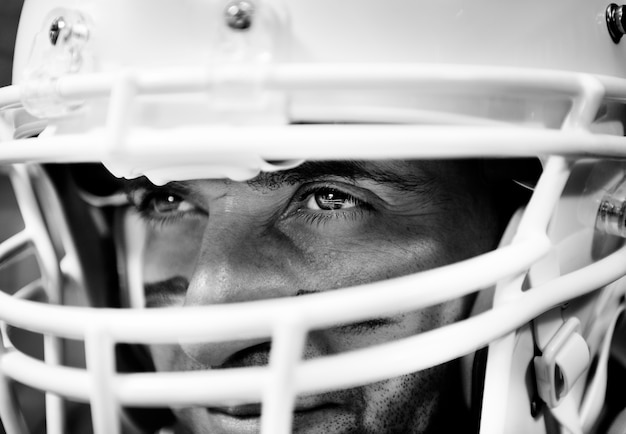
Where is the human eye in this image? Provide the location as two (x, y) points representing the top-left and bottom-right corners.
(127, 187), (205, 226)
(306, 187), (359, 211)
(292, 184), (372, 225)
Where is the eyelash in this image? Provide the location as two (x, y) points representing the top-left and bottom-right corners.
(295, 211), (365, 227)
(128, 184), (372, 228)
(128, 190), (204, 227)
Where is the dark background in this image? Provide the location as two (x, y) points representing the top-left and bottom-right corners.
(0, 0), (23, 86)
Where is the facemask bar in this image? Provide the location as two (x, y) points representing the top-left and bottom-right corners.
(1, 65), (626, 182)
(0, 65), (626, 434)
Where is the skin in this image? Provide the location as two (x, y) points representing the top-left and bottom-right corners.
(124, 159), (502, 434)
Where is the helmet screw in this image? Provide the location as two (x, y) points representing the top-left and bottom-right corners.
(530, 398), (542, 417)
(607, 3), (626, 43)
(225, 0), (255, 30)
(48, 15), (90, 47)
(49, 16), (67, 45)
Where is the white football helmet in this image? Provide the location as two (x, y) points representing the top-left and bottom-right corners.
(0, 0), (626, 433)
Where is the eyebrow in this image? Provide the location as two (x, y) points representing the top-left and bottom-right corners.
(247, 160), (439, 195)
(123, 160), (439, 197)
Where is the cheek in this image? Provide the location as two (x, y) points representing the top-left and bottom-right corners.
(294, 230), (456, 293)
(289, 205), (488, 290)
(320, 297), (473, 356)
(359, 372), (440, 433)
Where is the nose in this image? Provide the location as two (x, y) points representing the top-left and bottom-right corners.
(180, 221), (300, 368)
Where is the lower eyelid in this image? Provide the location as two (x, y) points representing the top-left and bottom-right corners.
(294, 207), (368, 226)
(135, 206), (206, 229)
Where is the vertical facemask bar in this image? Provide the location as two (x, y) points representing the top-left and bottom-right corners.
(465, 156), (575, 434)
(115, 207), (146, 309)
(480, 73), (607, 434)
(530, 74), (607, 434)
(0, 204), (33, 433)
(8, 165), (67, 434)
(0, 341), (29, 434)
(85, 325), (120, 434)
(261, 317), (307, 433)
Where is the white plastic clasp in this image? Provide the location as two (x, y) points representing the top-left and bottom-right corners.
(20, 8), (92, 118)
(534, 317), (590, 408)
(208, 0), (290, 124)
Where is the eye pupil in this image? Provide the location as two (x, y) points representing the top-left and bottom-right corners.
(152, 194), (182, 213)
(315, 190), (349, 210)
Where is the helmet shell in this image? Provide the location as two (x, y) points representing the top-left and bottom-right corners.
(12, 0), (626, 80)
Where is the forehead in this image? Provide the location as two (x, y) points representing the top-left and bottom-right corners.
(122, 159), (484, 203)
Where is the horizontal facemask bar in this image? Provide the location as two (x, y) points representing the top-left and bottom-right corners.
(2, 64), (620, 108)
(0, 64), (621, 185)
(0, 231), (549, 342)
(0, 65), (619, 140)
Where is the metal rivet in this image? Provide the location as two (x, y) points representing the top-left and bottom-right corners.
(607, 3), (626, 43)
(530, 398), (542, 418)
(48, 15), (89, 47)
(225, 1), (255, 30)
(49, 16), (67, 45)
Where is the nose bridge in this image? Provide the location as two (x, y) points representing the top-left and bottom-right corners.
(185, 218), (295, 306)
(180, 215), (297, 367)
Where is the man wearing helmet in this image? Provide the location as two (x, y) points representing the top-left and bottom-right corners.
(1, 0), (626, 434)
(125, 159), (504, 433)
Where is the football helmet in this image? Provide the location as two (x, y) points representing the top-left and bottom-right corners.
(0, 0), (626, 433)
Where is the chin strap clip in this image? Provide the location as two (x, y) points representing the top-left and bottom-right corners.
(533, 317), (590, 409)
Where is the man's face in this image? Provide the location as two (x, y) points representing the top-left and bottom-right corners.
(125, 160), (500, 434)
